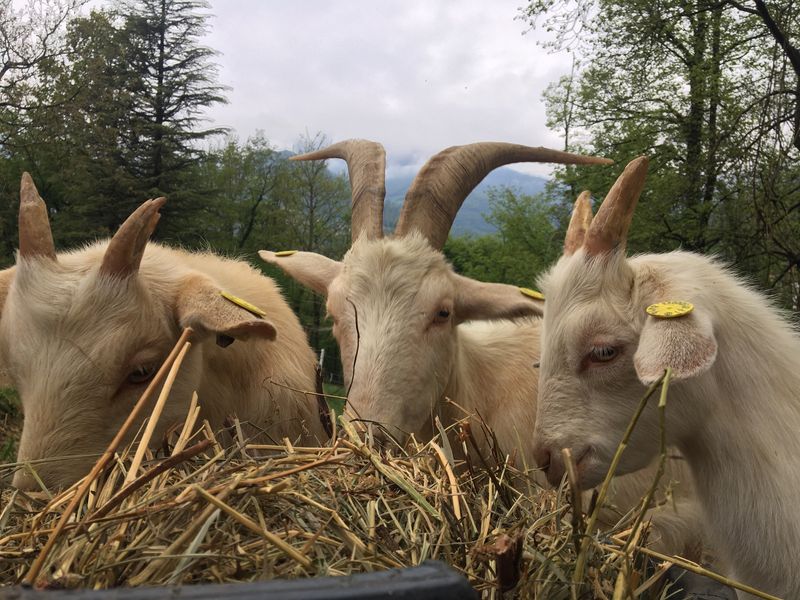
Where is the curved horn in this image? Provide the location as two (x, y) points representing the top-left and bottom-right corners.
(99, 197), (165, 278)
(564, 191), (593, 256)
(291, 139), (385, 242)
(395, 142), (613, 250)
(584, 156), (648, 256)
(19, 172), (56, 261)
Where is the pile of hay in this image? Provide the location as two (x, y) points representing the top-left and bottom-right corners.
(0, 339), (740, 598)
(2, 417), (683, 599)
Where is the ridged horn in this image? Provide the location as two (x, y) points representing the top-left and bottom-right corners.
(19, 172), (56, 261)
(564, 191), (593, 256)
(584, 156), (649, 256)
(99, 197), (165, 278)
(394, 142), (613, 250)
(290, 139), (385, 242)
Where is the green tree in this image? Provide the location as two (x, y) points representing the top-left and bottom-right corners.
(22, 10), (143, 246)
(731, 1), (800, 151)
(280, 134), (351, 258)
(445, 185), (564, 288)
(0, 0), (228, 260)
(521, 0), (800, 307)
(0, 0), (89, 136)
(0, 0), (90, 264)
(191, 132), (352, 381)
(118, 0), (228, 242)
(193, 133), (290, 253)
(277, 133), (350, 355)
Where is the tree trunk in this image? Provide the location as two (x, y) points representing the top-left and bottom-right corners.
(683, 4), (709, 250)
(152, 0), (167, 189)
(700, 5), (723, 250)
(752, 0), (800, 152)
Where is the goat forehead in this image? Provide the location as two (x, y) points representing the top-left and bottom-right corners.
(542, 252), (616, 299)
(12, 261), (84, 315)
(541, 252), (633, 311)
(15, 267), (141, 318)
(538, 255), (639, 356)
(8, 266), (166, 357)
(338, 236), (452, 303)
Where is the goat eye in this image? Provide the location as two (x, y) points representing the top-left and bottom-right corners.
(127, 364), (157, 384)
(433, 308), (451, 324)
(589, 346), (618, 363)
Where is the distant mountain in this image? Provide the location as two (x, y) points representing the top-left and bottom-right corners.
(382, 167), (548, 236)
(304, 155), (549, 236)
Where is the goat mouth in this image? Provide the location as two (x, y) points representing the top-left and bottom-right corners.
(577, 449), (611, 489)
(561, 446), (595, 489)
(575, 446), (592, 471)
(542, 445), (595, 488)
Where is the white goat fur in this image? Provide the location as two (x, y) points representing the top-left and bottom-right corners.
(263, 233), (701, 556)
(1, 242), (326, 490)
(535, 247), (800, 598)
(267, 233), (543, 451)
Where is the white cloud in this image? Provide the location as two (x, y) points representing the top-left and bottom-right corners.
(203, 0), (574, 177)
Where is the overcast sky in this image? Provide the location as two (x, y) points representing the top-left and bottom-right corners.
(201, 1), (572, 178)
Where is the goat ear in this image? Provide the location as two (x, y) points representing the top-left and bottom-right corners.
(175, 275), (277, 342)
(0, 267), (16, 315)
(634, 308), (717, 384)
(453, 274), (544, 322)
(0, 267), (16, 385)
(258, 250), (342, 296)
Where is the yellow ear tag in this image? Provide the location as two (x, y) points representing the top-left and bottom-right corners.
(646, 301), (694, 319)
(220, 291), (267, 318)
(519, 287), (545, 301)
(275, 250), (298, 257)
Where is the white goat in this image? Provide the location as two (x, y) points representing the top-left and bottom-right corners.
(261, 140), (700, 555)
(260, 140), (603, 455)
(1, 174), (327, 490)
(533, 156), (800, 598)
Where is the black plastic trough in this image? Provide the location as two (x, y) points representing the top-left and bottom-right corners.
(0, 561), (477, 600)
(0, 562), (741, 599)
(666, 566), (738, 600)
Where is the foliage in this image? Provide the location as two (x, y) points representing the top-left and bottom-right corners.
(519, 0), (800, 309)
(0, 0), (227, 259)
(271, 133), (350, 372)
(0, 387), (19, 416)
(0, 0), (90, 263)
(116, 0), (229, 242)
(193, 133), (290, 253)
(0, 2), (354, 384)
(445, 184), (568, 287)
(189, 132), (350, 382)
(17, 9), (145, 248)
(0, 0), (90, 130)
(0, 387), (20, 462)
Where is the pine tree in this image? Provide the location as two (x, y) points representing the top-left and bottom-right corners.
(118, 0), (228, 242)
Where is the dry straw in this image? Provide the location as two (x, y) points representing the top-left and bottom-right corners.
(0, 343), (779, 599)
